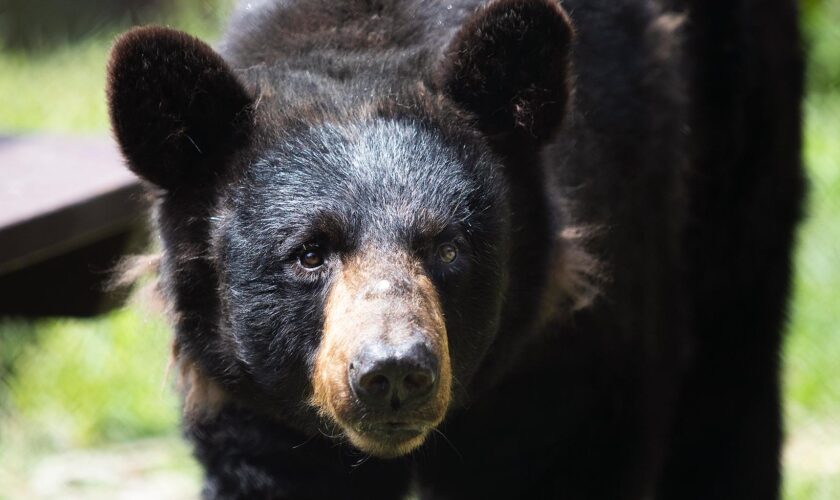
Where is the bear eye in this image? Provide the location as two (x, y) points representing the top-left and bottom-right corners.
(298, 247), (324, 269)
(437, 242), (458, 264)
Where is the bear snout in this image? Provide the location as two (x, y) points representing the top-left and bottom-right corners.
(311, 249), (452, 457)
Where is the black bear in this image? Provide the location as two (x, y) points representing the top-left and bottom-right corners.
(107, 0), (804, 498)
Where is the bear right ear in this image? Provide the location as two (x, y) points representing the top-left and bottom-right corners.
(107, 27), (253, 191)
(437, 0), (575, 141)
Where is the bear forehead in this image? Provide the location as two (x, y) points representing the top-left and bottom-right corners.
(227, 118), (498, 233)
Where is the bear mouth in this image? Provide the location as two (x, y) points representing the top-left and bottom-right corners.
(363, 421), (424, 439)
(343, 420), (431, 458)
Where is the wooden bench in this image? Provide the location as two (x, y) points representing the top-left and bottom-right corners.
(0, 135), (146, 317)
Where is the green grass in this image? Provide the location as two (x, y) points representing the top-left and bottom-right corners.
(0, 0), (230, 133)
(0, 1), (838, 497)
(785, 95), (840, 419)
(0, 309), (181, 488)
(0, 41), (110, 133)
(780, 5), (840, 495)
(3, 310), (177, 445)
(781, 94), (840, 500)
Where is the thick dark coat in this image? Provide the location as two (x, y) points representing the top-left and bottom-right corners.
(106, 0), (804, 498)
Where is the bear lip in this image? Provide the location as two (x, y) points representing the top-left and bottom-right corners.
(363, 421), (424, 439)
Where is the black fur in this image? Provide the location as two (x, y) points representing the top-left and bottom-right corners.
(437, 0), (574, 139)
(657, 0), (805, 498)
(108, 27), (253, 190)
(107, 0), (803, 498)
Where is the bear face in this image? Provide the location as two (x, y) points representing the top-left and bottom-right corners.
(213, 116), (510, 456)
(107, 0), (574, 458)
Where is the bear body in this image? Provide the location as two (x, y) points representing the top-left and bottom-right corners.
(107, 0), (803, 498)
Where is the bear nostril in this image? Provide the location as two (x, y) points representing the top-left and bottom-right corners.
(402, 370), (434, 394)
(362, 373), (391, 399)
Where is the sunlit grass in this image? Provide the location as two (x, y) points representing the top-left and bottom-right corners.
(5, 309), (177, 446)
(0, 41), (110, 133)
(0, 308), (182, 491)
(0, 0), (231, 133)
(785, 95), (840, 418)
(781, 94), (840, 500)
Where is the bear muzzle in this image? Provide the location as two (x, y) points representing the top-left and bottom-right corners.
(311, 250), (452, 458)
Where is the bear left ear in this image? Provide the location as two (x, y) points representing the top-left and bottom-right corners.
(437, 0), (575, 141)
(107, 26), (254, 191)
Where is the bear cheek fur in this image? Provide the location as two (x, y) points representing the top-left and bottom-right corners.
(310, 249), (452, 456)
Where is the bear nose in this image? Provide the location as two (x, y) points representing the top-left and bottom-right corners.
(350, 341), (439, 411)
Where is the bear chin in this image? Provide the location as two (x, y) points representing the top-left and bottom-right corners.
(343, 424), (431, 458)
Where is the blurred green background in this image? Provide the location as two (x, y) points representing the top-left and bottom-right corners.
(0, 0), (838, 498)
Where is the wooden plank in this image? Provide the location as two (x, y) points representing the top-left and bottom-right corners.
(0, 135), (145, 276)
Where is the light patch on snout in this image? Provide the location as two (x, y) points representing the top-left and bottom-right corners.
(311, 250), (452, 458)
(373, 279), (391, 293)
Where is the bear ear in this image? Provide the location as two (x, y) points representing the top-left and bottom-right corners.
(437, 0), (574, 141)
(107, 26), (253, 190)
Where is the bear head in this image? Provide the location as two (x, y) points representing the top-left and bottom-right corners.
(107, 0), (574, 458)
